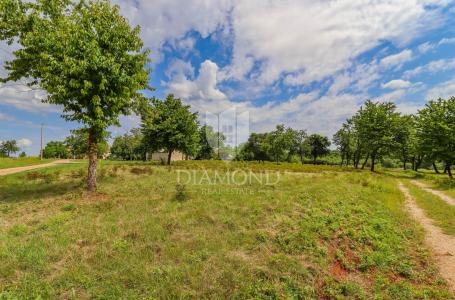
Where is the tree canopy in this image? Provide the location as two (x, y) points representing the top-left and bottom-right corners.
(43, 141), (69, 159)
(141, 95), (200, 165)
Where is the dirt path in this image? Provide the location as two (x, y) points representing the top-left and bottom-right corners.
(411, 180), (455, 206)
(0, 160), (74, 176)
(398, 182), (455, 293)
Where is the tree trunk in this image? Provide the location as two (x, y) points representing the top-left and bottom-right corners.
(167, 149), (173, 165)
(411, 156), (415, 171)
(313, 155), (317, 164)
(415, 157), (422, 172)
(448, 164), (453, 179)
(87, 130), (98, 192)
(300, 153), (304, 164)
(432, 162), (440, 174)
(361, 153), (369, 170)
(403, 161), (406, 170)
(370, 153), (376, 172)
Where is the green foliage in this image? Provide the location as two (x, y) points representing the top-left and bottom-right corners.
(141, 94), (200, 164)
(1, 0), (150, 134)
(64, 129), (109, 158)
(42, 141), (68, 159)
(236, 132), (270, 161)
(195, 125), (222, 160)
(290, 129), (309, 164)
(0, 140), (20, 157)
(1, 0), (150, 190)
(416, 97), (455, 177)
(110, 128), (145, 160)
(263, 124), (296, 163)
(18, 151), (26, 158)
(333, 122), (355, 166)
(306, 134), (331, 163)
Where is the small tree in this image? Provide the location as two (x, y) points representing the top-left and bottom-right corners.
(416, 97), (455, 178)
(265, 124), (295, 164)
(290, 129), (309, 164)
(352, 100), (400, 171)
(110, 128), (144, 160)
(19, 151), (26, 158)
(306, 134), (330, 164)
(333, 122), (355, 166)
(1, 1), (150, 191)
(141, 95), (199, 165)
(0, 140), (19, 157)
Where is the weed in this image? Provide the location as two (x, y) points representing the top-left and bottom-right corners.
(174, 183), (188, 201)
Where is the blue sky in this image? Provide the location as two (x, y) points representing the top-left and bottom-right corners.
(1, 0), (455, 155)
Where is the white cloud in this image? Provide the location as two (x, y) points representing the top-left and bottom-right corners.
(380, 49), (413, 69)
(417, 42), (436, 54)
(0, 83), (60, 113)
(382, 79), (412, 90)
(112, 0), (233, 62)
(167, 59), (363, 137)
(167, 60), (229, 113)
(427, 77), (455, 100)
(403, 57), (455, 78)
(438, 37), (455, 45)
(17, 138), (32, 148)
(0, 112), (13, 121)
(222, 0), (443, 86)
(111, 0), (448, 88)
(395, 101), (424, 115)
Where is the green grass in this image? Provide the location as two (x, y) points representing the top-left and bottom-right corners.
(403, 181), (455, 236)
(0, 162), (452, 299)
(0, 157), (55, 169)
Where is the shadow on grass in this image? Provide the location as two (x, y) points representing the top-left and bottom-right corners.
(0, 179), (83, 204)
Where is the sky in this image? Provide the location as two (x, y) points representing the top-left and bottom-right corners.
(1, 0), (455, 155)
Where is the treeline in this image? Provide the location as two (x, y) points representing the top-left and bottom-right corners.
(333, 97), (455, 177)
(42, 94), (455, 178)
(107, 95), (333, 165)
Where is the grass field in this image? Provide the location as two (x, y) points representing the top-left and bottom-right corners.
(0, 161), (452, 299)
(0, 157), (55, 169)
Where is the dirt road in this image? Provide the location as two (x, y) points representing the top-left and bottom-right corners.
(411, 180), (455, 206)
(0, 160), (74, 176)
(398, 182), (455, 293)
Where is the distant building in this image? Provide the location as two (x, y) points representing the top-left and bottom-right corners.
(146, 150), (189, 162)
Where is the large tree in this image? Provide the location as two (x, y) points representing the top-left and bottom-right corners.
(290, 129), (309, 164)
(306, 134), (330, 164)
(0, 140), (20, 157)
(264, 124), (295, 164)
(352, 100), (400, 171)
(1, 0), (150, 191)
(141, 95), (200, 165)
(416, 97), (455, 178)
